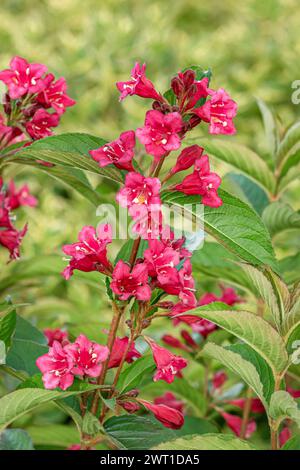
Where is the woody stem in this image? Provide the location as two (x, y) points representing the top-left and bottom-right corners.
(240, 387), (252, 439)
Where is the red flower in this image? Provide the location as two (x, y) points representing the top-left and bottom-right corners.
(36, 340), (74, 390)
(116, 62), (162, 102)
(279, 427), (292, 448)
(116, 172), (161, 216)
(227, 398), (265, 414)
(170, 145), (204, 176)
(0, 56), (47, 99)
(161, 334), (190, 352)
(220, 287), (243, 306)
(180, 330), (198, 348)
(139, 399), (184, 429)
(5, 180), (37, 210)
(287, 387), (300, 399)
(44, 328), (69, 347)
(159, 259), (197, 308)
(146, 337), (187, 384)
(108, 336), (141, 368)
(90, 131), (136, 172)
(175, 154), (222, 208)
(110, 260), (151, 301)
(65, 334), (109, 378)
(194, 88), (237, 135)
(144, 238), (180, 280)
(25, 109), (59, 140)
(220, 411), (256, 439)
(62, 224), (113, 279)
(0, 223), (28, 260)
(212, 371), (228, 391)
(154, 392), (184, 413)
(136, 110), (182, 161)
(120, 401), (140, 413)
(37, 73), (76, 115)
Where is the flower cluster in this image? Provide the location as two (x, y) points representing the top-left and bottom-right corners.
(0, 177), (37, 259)
(0, 56), (75, 148)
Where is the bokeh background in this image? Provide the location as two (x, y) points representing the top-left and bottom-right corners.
(0, 0), (299, 448)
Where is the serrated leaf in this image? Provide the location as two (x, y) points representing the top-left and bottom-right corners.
(223, 173), (269, 215)
(276, 121), (300, 164)
(201, 342), (267, 405)
(162, 189), (277, 271)
(152, 433), (256, 450)
(186, 138), (275, 193)
(177, 303), (288, 374)
(82, 411), (101, 435)
(0, 309), (16, 349)
(0, 429), (34, 450)
(117, 355), (155, 394)
(269, 391), (300, 429)
(262, 202), (300, 237)
(256, 98), (279, 158)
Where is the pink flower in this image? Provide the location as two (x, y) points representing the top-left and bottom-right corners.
(67, 444), (82, 451)
(175, 154), (222, 208)
(220, 411), (256, 439)
(180, 330), (198, 348)
(110, 260), (151, 301)
(90, 131), (135, 172)
(136, 110), (183, 161)
(146, 337), (187, 384)
(65, 334), (109, 378)
(170, 69), (210, 111)
(120, 401), (140, 413)
(220, 287), (243, 305)
(116, 62), (162, 102)
(36, 340), (74, 390)
(287, 387), (300, 399)
(130, 204), (163, 240)
(226, 398), (265, 414)
(160, 227), (191, 259)
(0, 224), (28, 260)
(62, 224), (113, 279)
(193, 88), (237, 135)
(170, 145), (204, 176)
(212, 371), (228, 391)
(37, 73), (76, 115)
(44, 328), (69, 347)
(154, 392), (184, 413)
(139, 399), (184, 429)
(108, 336), (141, 368)
(279, 427), (292, 448)
(25, 109), (59, 140)
(144, 239), (180, 280)
(198, 292), (219, 305)
(5, 180), (37, 210)
(159, 259), (197, 308)
(116, 172), (161, 215)
(0, 56), (47, 99)
(0, 114), (23, 147)
(161, 334), (190, 352)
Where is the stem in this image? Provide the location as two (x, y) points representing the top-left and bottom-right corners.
(240, 387), (252, 439)
(271, 427), (279, 450)
(269, 374), (282, 450)
(90, 301), (124, 415)
(129, 237), (141, 266)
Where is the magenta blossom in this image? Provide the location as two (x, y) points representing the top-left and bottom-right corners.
(212, 371), (228, 392)
(175, 154), (222, 208)
(66, 334), (109, 378)
(146, 337), (187, 384)
(159, 259), (197, 308)
(44, 328), (69, 347)
(194, 88), (237, 135)
(0, 224), (28, 260)
(139, 399), (184, 429)
(130, 204), (163, 240)
(0, 56), (47, 99)
(154, 392), (185, 413)
(5, 180), (37, 210)
(36, 340), (74, 390)
(170, 145), (204, 176)
(25, 109), (59, 140)
(116, 62), (162, 102)
(90, 131), (136, 172)
(37, 73), (76, 115)
(136, 110), (183, 161)
(161, 334), (190, 352)
(116, 171), (161, 216)
(110, 260), (151, 301)
(220, 411), (256, 439)
(62, 224), (113, 279)
(108, 336), (141, 368)
(144, 238), (180, 280)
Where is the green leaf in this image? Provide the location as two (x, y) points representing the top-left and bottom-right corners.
(152, 433), (256, 450)
(276, 121), (300, 164)
(6, 315), (48, 376)
(178, 303), (288, 374)
(0, 429), (34, 450)
(269, 391), (300, 429)
(282, 283), (300, 342)
(117, 355), (155, 394)
(201, 342), (267, 405)
(256, 98), (279, 158)
(186, 138), (275, 193)
(175, 416), (217, 436)
(0, 388), (97, 431)
(279, 253), (300, 285)
(114, 238), (148, 264)
(277, 161), (300, 194)
(104, 415), (175, 450)
(281, 435), (300, 450)
(223, 173), (269, 215)
(162, 189), (277, 271)
(262, 202), (300, 237)
(82, 411), (101, 436)
(0, 309), (16, 348)
(0, 341), (5, 365)
(27, 424), (79, 448)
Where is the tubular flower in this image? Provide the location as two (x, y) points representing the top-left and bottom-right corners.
(25, 109), (60, 140)
(108, 336), (141, 368)
(144, 238), (180, 280)
(220, 411), (256, 439)
(136, 110), (183, 160)
(116, 62), (162, 102)
(44, 328), (69, 347)
(116, 171), (161, 215)
(139, 399), (184, 429)
(110, 260), (151, 301)
(146, 337), (187, 384)
(36, 340), (74, 390)
(90, 130), (136, 172)
(37, 73), (76, 115)
(65, 334), (109, 378)
(5, 180), (37, 210)
(0, 56), (47, 99)
(62, 224), (113, 279)
(154, 392), (185, 413)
